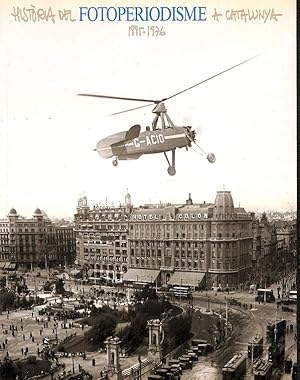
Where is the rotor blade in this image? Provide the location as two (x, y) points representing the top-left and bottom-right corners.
(166, 56), (257, 101)
(110, 103), (154, 116)
(78, 93), (159, 103)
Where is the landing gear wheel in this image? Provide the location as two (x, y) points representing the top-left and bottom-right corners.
(167, 166), (176, 176)
(207, 153), (216, 163)
(112, 159), (118, 167)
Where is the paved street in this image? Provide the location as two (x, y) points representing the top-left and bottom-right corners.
(181, 283), (296, 380)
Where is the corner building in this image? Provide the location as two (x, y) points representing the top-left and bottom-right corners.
(128, 191), (253, 288)
(74, 195), (131, 282)
(0, 208), (57, 269)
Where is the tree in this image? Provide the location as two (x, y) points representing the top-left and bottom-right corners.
(119, 312), (148, 354)
(43, 281), (52, 292)
(164, 314), (192, 349)
(55, 279), (65, 295)
(0, 357), (18, 379)
(134, 287), (157, 303)
(0, 290), (15, 311)
(85, 313), (117, 348)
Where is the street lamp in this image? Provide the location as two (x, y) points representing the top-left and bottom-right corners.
(251, 287), (258, 311)
(72, 353), (75, 373)
(180, 278), (182, 303)
(207, 295), (210, 311)
(138, 355), (142, 380)
(225, 296), (228, 335)
(54, 323), (58, 342)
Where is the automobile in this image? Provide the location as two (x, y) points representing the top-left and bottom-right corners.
(185, 351), (198, 361)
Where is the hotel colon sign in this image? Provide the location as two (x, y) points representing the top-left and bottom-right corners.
(75, 191), (253, 289)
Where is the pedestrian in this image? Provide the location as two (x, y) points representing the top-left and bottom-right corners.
(23, 334), (25, 341)
(21, 348), (24, 355)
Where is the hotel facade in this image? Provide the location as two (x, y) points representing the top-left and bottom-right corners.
(75, 190), (254, 288)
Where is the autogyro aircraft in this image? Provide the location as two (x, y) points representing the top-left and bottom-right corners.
(78, 57), (254, 176)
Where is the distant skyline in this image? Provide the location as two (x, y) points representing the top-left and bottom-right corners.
(0, 188), (296, 221)
(0, 0), (296, 219)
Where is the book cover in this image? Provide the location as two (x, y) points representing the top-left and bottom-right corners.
(0, 1), (296, 379)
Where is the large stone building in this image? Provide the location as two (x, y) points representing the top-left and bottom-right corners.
(251, 213), (297, 287)
(74, 195), (132, 283)
(126, 191), (253, 289)
(55, 225), (76, 266)
(0, 208), (75, 270)
(252, 213), (277, 267)
(74, 191), (253, 288)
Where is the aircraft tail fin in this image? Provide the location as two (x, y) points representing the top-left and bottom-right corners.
(125, 124), (141, 140)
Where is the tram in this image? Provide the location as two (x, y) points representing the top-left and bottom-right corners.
(222, 353), (247, 380)
(248, 334), (264, 359)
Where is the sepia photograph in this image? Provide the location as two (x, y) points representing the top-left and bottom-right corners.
(0, 0), (297, 379)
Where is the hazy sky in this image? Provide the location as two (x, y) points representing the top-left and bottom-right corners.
(0, 0), (296, 219)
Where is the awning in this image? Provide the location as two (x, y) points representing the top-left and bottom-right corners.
(168, 271), (205, 287)
(123, 268), (160, 283)
(7, 263), (16, 270)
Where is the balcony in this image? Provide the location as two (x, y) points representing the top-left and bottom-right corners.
(208, 268), (238, 274)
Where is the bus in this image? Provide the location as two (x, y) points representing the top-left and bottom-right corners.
(169, 285), (192, 299)
(255, 289), (275, 303)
